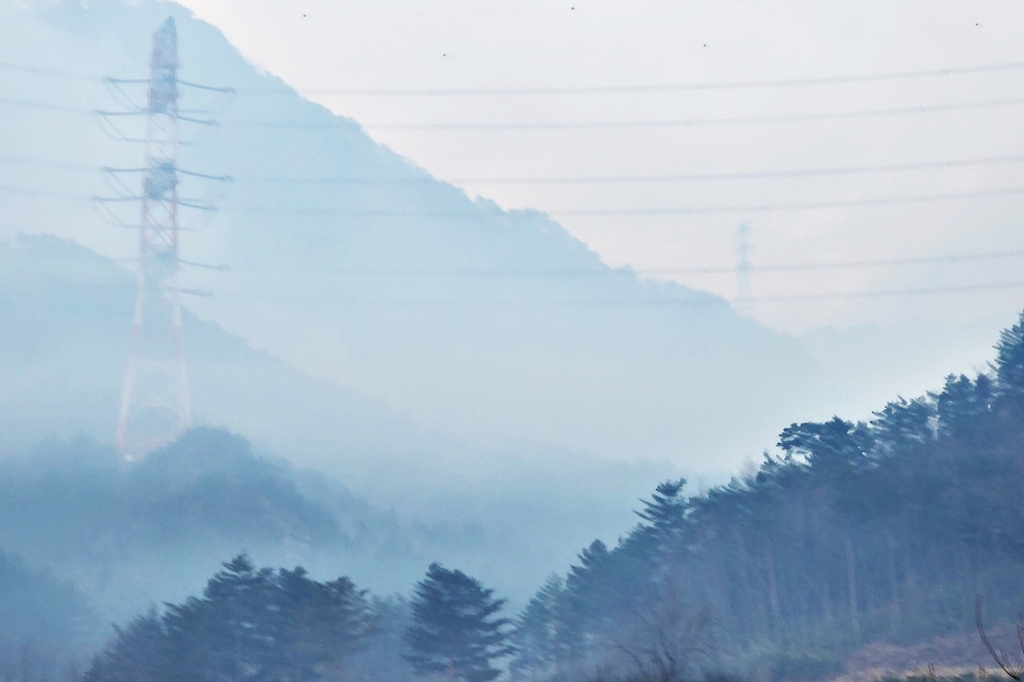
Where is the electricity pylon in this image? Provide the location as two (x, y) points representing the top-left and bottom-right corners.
(735, 222), (755, 319)
(116, 18), (190, 460)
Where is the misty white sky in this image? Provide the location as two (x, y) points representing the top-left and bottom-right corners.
(173, 0), (1024, 335)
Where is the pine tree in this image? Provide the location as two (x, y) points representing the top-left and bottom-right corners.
(277, 568), (375, 682)
(509, 575), (565, 678)
(636, 479), (687, 528)
(346, 596), (415, 682)
(995, 310), (1024, 407)
(85, 555), (374, 682)
(870, 397), (935, 454)
(83, 610), (168, 682)
(563, 539), (611, 627)
(933, 373), (993, 441)
(404, 563), (513, 682)
(778, 417), (870, 475)
(194, 553), (278, 682)
(634, 478), (691, 563)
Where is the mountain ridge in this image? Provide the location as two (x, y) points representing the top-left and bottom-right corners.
(0, 0), (826, 471)
(0, 233), (681, 606)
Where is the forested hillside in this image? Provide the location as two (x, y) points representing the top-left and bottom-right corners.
(6, 3), (1024, 682)
(67, 311), (1024, 682)
(509, 311), (1024, 680)
(0, 551), (97, 649)
(0, 234), (678, 605)
(0, 427), (458, 624)
(0, 552), (98, 682)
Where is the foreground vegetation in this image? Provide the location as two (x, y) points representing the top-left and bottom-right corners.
(8, 312), (1024, 682)
(506, 311), (1024, 681)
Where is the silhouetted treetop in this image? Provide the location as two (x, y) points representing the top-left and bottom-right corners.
(405, 563), (513, 682)
(995, 310), (1024, 407)
(84, 554), (374, 682)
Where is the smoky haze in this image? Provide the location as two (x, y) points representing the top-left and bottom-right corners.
(0, 0), (824, 483)
(2, 2), (1024, 682)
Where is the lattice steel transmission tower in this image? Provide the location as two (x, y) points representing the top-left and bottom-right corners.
(735, 222), (755, 319)
(116, 18), (190, 460)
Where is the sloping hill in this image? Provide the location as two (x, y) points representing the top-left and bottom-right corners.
(0, 425), (488, 623)
(0, 234), (678, 606)
(0, 234), (444, 463)
(0, 0), (823, 471)
(0, 550), (98, 651)
(506, 313), (1024, 681)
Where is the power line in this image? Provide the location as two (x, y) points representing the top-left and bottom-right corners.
(6, 58), (1024, 95)
(757, 279), (1024, 303)
(0, 97), (91, 114)
(225, 96), (1024, 131)
(34, 277), (1024, 306)
(0, 62), (232, 94)
(105, 77), (234, 94)
(231, 249), (1024, 278)
(259, 154), (1024, 185)
(547, 186), (1024, 217)
(352, 97), (1024, 131)
(214, 185), (1024, 217)
(654, 249), (1024, 275)
(8, 151), (1024, 185)
(221, 279), (1024, 307)
(293, 60), (1024, 96)
(3, 182), (1024, 216)
(0, 155), (96, 171)
(1, 173), (1018, 276)
(0, 185), (85, 200)
(0, 61), (101, 82)
(7, 93), (1024, 130)
(5, 180), (1018, 274)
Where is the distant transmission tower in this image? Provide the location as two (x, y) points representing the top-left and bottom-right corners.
(115, 18), (190, 460)
(735, 222), (755, 319)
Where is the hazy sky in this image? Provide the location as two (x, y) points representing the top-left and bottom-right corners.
(170, 0), (1024, 334)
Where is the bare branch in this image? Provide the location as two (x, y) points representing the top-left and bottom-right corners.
(1016, 621), (1024, 661)
(976, 595), (1022, 681)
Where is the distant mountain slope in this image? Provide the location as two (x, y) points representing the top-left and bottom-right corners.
(0, 427), (381, 622)
(0, 550), (98, 651)
(0, 425), (530, 624)
(0, 421), (668, 625)
(0, 234), (444, 462)
(0, 0), (823, 470)
(0, 234), (678, 606)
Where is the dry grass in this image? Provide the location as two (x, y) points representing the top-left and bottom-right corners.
(819, 626), (1024, 682)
